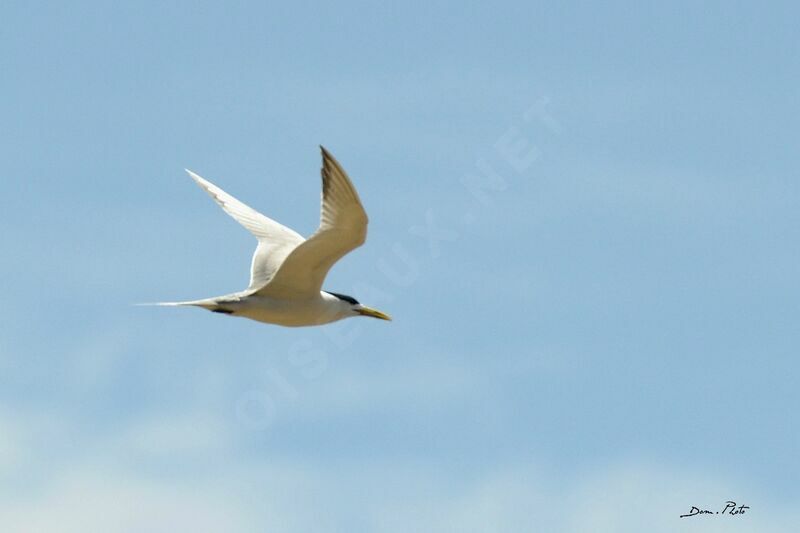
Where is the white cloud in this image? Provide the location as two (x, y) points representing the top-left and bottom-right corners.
(1, 443), (795, 533)
(0, 467), (256, 533)
(0, 371), (795, 533)
(0, 414), (24, 475)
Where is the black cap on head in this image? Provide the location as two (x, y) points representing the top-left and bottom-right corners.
(324, 291), (359, 305)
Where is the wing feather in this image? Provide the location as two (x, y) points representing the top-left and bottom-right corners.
(254, 147), (368, 298)
(185, 169), (304, 290)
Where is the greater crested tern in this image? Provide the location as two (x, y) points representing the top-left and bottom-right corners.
(151, 147), (391, 327)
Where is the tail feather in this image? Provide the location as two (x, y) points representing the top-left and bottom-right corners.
(134, 299), (220, 310)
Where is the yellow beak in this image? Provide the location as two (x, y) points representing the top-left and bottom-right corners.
(356, 306), (392, 321)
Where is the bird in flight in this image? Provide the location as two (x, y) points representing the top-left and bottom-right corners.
(150, 147), (391, 327)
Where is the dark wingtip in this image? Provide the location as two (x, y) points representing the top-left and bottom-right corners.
(320, 147), (330, 195)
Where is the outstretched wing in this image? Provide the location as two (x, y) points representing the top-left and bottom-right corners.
(186, 169), (305, 290)
(254, 147), (368, 298)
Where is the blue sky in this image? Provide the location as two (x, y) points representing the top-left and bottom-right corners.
(1, 1), (798, 531)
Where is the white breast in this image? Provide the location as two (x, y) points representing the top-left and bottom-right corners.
(236, 292), (351, 327)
